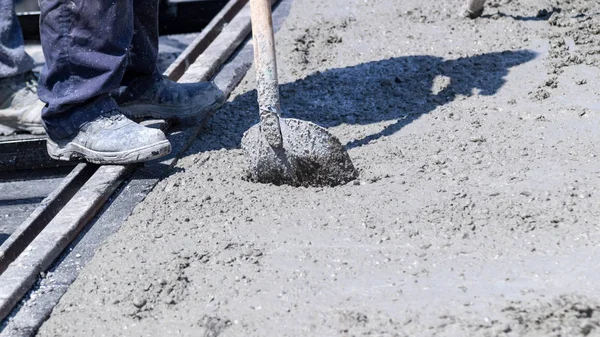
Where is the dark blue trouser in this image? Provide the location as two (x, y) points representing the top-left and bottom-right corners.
(0, 0), (35, 77)
(38, 0), (159, 139)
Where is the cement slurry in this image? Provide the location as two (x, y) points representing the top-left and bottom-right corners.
(38, 0), (600, 335)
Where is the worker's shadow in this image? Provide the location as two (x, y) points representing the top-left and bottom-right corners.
(190, 49), (537, 154)
(0, 233), (9, 246)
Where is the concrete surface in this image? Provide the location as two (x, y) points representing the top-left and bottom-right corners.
(32, 0), (600, 336)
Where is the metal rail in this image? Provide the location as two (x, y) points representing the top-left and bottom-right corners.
(0, 164), (97, 275)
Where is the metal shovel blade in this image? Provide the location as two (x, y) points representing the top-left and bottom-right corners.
(241, 118), (358, 187)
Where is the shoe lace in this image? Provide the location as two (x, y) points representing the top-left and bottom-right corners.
(98, 111), (127, 127)
(23, 72), (39, 94)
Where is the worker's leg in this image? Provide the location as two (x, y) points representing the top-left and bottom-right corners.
(38, 0), (170, 163)
(0, 0), (44, 135)
(0, 0), (34, 77)
(38, 0), (133, 139)
(0, 0), (33, 78)
(114, 0), (225, 123)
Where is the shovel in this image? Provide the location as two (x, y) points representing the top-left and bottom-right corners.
(464, 0), (485, 18)
(241, 0), (357, 187)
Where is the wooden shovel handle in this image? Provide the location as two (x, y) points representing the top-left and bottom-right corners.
(250, 0), (283, 148)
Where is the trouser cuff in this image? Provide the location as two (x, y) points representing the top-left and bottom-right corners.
(42, 95), (120, 140)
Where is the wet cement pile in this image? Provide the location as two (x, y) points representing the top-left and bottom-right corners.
(35, 0), (600, 336)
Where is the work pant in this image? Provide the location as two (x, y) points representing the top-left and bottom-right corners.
(0, 0), (35, 78)
(38, 0), (160, 139)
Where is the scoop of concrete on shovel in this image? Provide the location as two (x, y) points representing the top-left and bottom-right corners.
(242, 118), (357, 187)
(241, 0), (357, 187)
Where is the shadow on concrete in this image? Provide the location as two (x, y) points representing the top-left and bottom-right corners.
(0, 234), (9, 246)
(190, 49), (537, 153)
(481, 7), (561, 21)
(0, 197), (45, 207)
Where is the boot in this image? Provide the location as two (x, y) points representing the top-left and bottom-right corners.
(0, 71), (45, 135)
(116, 75), (225, 124)
(47, 111), (171, 164)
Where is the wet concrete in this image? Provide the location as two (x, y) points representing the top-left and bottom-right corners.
(34, 0), (600, 336)
(242, 118), (357, 187)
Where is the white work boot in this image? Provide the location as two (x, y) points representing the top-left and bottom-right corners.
(0, 71), (45, 136)
(47, 111), (171, 164)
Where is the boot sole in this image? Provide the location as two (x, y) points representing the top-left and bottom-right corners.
(120, 95), (225, 125)
(0, 122), (45, 135)
(47, 138), (172, 165)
